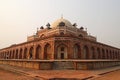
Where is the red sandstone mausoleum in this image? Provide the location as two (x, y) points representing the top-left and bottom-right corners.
(0, 17), (120, 70)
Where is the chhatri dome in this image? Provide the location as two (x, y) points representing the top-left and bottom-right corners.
(51, 17), (74, 28)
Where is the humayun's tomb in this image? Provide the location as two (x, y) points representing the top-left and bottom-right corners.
(0, 17), (120, 70)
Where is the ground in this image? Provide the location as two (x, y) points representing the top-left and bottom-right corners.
(0, 64), (120, 80)
(92, 70), (120, 80)
(0, 68), (38, 80)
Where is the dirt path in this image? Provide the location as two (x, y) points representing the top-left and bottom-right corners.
(0, 68), (40, 80)
(92, 70), (120, 80)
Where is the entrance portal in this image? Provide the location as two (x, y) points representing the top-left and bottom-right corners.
(57, 44), (67, 59)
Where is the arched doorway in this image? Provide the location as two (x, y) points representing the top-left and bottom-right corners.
(73, 44), (80, 59)
(44, 43), (51, 59)
(36, 45), (42, 59)
(29, 47), (33, 59)
(83, 45), (89, 59)
(57, 44), (67, 59)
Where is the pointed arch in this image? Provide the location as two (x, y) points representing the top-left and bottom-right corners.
(115, 51), (117, 59)
(44, 43), (51, 59)
(6, 51), (9, 59)
(91, 47), (95, 59)
(16, 49), (18, 59)
(4, 52), (6, 59)
(110, 50), (112, 59)
(112, 51), (114, 59)
(12, 50), (15, 59)
(83, 45), (89, 59)
(56, 44), (68, 59)
(106, 49), (109, 59)
(24, 48), (27, 59)
(117, 51), (119, 59)
(7, 51), (9, 59)
(19, 49), (23, 59)
(102, 49), (105, 59)
(9, 51), (12, 59)
(97, 48), (101, 59)
(73, 44), (80, 59)
(36, 45), (42, 59)
(29, 47), (34, 59)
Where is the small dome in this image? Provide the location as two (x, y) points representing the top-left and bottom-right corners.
(51, 18), (73, 28)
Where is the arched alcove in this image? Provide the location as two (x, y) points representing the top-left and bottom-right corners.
(102, 49), (105, 59)
(91, 47), (95, 59)
(15, 49), (18, 59)
(29, 47), (34, 59)
(24, 48), (27, 59)
(106, 49), (109, 59)
(73, 44), (80, 59)
(19, 49), (23, 59)
(110, 50), (112, 59)
(36, 45), (42, 59)
(83, 45), (89, 59)
(44, 43), (51, 59)
(97, 48), (100, 59)
(12, 50), (15, 59)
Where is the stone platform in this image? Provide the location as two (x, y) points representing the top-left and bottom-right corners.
(0, 59), (120, 70)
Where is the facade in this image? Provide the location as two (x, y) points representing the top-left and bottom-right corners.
(0, 17), (120, 70)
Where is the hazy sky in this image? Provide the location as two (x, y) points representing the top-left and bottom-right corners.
(0, 0), (120, 49)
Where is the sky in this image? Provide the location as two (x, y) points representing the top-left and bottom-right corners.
(0, 0), (120, 49)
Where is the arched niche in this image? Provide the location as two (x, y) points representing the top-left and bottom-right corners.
(102, 49), (105, 59)
(19, 48), (23, 59)
(91, 47), (95, 59)
(29, 47), (34, 59)
(97, 48), (100, 59)
(44, 43), (51, 59)
(73, 44), (80, 59)
(15, 49), (18, 59)
(36, 45), (42, 59)
(24, 48), (27, 59)
(83, 45), (89, 59)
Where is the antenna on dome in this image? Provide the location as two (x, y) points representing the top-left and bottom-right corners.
(61, 14), (63, 19)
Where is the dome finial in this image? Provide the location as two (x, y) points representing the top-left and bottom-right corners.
(61, 14), (63, 19)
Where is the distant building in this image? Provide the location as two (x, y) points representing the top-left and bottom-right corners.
(0, 17), (120, 70)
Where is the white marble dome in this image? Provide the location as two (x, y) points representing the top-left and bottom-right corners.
(51, 18), (73, 28)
